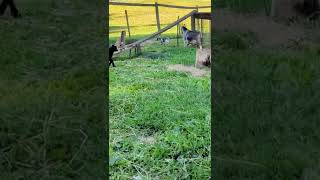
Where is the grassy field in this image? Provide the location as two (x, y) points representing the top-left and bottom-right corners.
(109, 43), (211, 179)
(0, 0), (106, 179)
(109, 0), (211, 179)
(212, 22), (320, 179)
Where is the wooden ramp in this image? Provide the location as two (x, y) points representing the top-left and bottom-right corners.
(113, 10), (198, 56)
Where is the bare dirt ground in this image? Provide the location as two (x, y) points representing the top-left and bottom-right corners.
(167, 64), (210, 77)
(213, 9), (309, 47)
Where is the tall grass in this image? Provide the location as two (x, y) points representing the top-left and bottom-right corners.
(0, 0), (106, 178)
(109, 41), (211, 179)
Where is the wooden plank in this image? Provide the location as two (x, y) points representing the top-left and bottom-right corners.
(109, 1), (211, 9)
(125, 10), (131, 37)
(155, 2), (161, 32)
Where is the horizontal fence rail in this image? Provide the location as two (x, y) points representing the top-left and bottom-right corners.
(109, 1), (211, 9)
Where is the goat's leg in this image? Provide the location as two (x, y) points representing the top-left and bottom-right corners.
(199, 43), (203, 50)
(109, 59), (116, 67)
(198, 36), (203, 49)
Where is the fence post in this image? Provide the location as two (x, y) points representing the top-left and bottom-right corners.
(196, 6), (200, 30)
(201, 19), (204, 34)
(200, 19), (203, 44)
(155, 2), (161, 32)
(125, 10), (131, 37)
(191, 7), (198, 31)
(191, 14), (195, 31)
(209, 20), (211, 34)
(177, 16), (179, 47)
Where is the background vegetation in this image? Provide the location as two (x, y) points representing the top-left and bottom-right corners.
(213, 1), (320, 179)
(0, 0), (106, 179)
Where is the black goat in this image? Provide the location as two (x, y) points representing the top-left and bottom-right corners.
(109, 45), (118, 67)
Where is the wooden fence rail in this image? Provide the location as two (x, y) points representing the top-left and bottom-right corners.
(109, 1), (211, 9)
(113, 10), (197, 55)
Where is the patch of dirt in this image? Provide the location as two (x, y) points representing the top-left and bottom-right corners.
(167, 64), (209, 77)
(138, 136), (156, 145)
(214, 9), (306, 47)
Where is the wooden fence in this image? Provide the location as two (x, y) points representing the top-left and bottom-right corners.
(110, 2), (212, 56)
(113, 10), (199, 56)
(110, 1), (211, 33)
(109, 2), (211, 9)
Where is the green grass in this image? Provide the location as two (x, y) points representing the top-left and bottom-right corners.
(0, 0), (106, 179)
(213, 30), (320, 180)
(109, 1), (211, 178)
(109, 37), (211, 178)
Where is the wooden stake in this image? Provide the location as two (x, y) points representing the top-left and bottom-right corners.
(201, 19), (204, 34)
(177, 16), (179, 47)
(155, 2), (161, 32)
(201, 19), (204, 44)
(191, 15), (195, 31)
(196, 6), (200, 30)
(125, 10), (131, 37)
